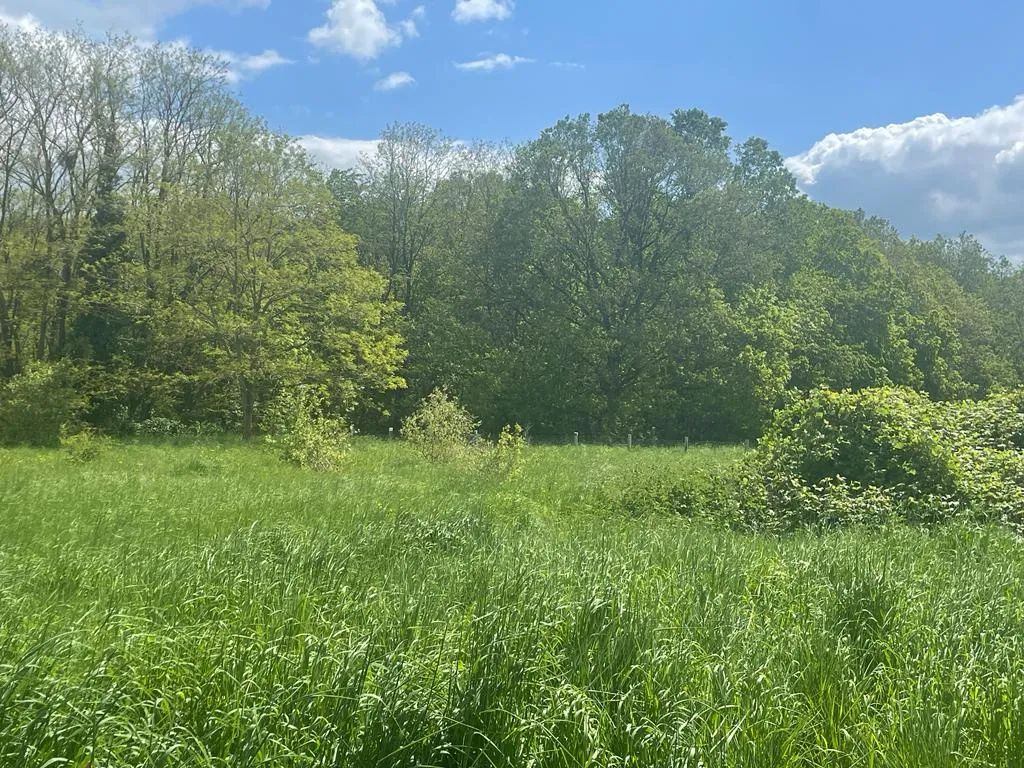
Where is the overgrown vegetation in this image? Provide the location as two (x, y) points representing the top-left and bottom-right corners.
(59, 425), (110, 463)
(611, 463), (742, 524)
(742, 386), (1024, 533)
(488, 423), (528, 479)
(601, 386), (1024, 536)
(1, 439), (1022, 766)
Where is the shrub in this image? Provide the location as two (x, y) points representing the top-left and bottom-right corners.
(0, 363), (84, 447)
(134, 417), (191, 439)
(956, 390), (1024, 451)
(266, 387), (350, 472)
(742, 387), (1024, 533)
(487, 424), (527, 479)
(402, 389), (480, 463)
(772, 388), (962, 493)
(612, 464), (742, 525)
(60, 426), (110, 463)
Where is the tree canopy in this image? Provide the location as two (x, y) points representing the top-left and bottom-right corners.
(2, 24), (1022, 442)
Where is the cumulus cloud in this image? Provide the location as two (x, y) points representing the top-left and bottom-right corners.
(453, 0), (513, 23)
(0, 9), (38, 31)
(0, 8), (292, 89)
(787, 96), (1024, 259)
(374, 71), (415, 91)
(399, 4), (425, 37)
(0, 0), (268, 38)
(455, 53), (533, 72)
(208, 48), (293, 83)
(299, 135), (379, 170)
(309, 0), (423, 60)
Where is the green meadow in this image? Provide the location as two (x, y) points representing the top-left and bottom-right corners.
(1, 441), (1022, 767)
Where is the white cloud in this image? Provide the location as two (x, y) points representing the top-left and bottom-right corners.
(0, 0), (268, 38)
(399, 18), (419, 38)
(299, 135), (379, 170)
(309, 0), (423, 61)
(208, 48), (293, 83)
(787, 96), (1024, 259)
(0, 10), (38, 31)
(400, 4), (425, 36)
(552, 61), (584, 70)
(374, 71), (415, 91)
(453, 0), (513, 23)
(455, 53), (533, 72)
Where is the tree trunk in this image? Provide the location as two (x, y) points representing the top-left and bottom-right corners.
(36, 299), (49, 362)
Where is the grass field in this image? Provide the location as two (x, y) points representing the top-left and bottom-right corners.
(1, 440), (1023, 767)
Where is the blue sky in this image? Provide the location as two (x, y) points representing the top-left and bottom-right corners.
(4, 0), (1024, 256)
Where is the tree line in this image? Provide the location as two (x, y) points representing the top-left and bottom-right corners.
(2, 25), (1022, 442)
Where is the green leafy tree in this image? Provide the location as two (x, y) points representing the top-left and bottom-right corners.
(155, 124), (404, 438)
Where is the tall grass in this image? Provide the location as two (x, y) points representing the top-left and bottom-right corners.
(0, 440), (1021, 766)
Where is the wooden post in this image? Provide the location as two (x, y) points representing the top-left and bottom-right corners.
(574, 432), (579, 446)
(628, 433), (633, 450)
(388, 426), (395, 440)
(685, 436), (689, 452)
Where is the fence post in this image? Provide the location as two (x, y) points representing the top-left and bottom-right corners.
(574, 431), (579, 447)
(684, 436), (689, 452)
(388, 427), (394, 440)
(628, 433), (633, 450)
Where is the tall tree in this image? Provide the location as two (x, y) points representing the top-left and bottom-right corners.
(358, 123), (459, 312)
(156, 122), (404, 437)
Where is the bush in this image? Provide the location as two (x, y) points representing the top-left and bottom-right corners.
(613, 464), (741, 525)
(486, 424), (527, 479)
(402, 389), (480, 463)
(60, 426), (110, 463)
(956, 390), (1024, 451)
(0, 363), (84, 447)
(742, 387), (1024, 533)
(134, 417), (190, 438)
(266, 387), (350, 472)
(132, 417), (219, 439)
(757, 387), (961, 496)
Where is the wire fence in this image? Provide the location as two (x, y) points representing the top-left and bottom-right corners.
(368, 425), (749, 451)
(534, 435), (750, 451)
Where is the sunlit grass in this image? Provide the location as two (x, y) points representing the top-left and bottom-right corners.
(0, 439), (1021, 766)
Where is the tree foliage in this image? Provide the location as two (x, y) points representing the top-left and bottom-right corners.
(0, 26), (405, 437)
(3, 23), (1024, 445)
(336, 104), (1024, 443)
